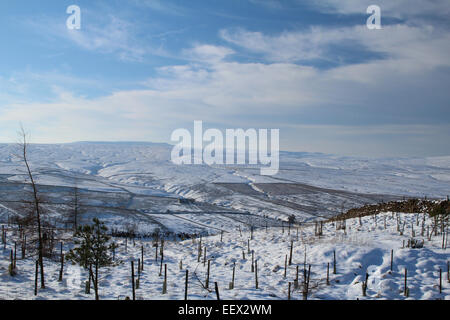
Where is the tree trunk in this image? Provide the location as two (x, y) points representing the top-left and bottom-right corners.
(21, 134), (45, 289)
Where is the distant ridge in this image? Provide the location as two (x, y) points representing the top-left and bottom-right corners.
(72, 141), (172, 147)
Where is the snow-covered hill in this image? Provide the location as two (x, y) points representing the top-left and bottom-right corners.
(0, 211), (448, 300)
(0, 142), (449, 233)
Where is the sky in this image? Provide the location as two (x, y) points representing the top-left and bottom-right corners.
(0, 0), (449, 157)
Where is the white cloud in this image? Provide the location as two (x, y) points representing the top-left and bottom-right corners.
(24, 11), (165, 62)
(221, 24), (450, 67)
(183, 45), (235, 64)
(3, 2), (450, 156)
(306, 0), (450, 18)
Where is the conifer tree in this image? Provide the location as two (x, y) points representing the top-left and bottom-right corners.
(66, 218), (119, 300)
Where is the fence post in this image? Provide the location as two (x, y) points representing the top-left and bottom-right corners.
(141, 245), (144, 271)
(185, 269), (189, 300)
(326, 262), (330, 285)
(255, 260), (259, 289)
(390, 249), (394, 272)
(215, 282), (220, 300)
(288, 282), (291, 300)
(58, 242), (64, 282)
(231, 262), (235, 289)
(206, 260), (210, 289)
(404, 268), (408, 297)
(131, 261), (135, 300)
(162, 264), (167, 294)
(333, 250), (337, 274)
(289, 240), (293, 266)
(34, 260), (38, 296)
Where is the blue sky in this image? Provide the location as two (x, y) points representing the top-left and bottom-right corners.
(0, 0), (449, 157)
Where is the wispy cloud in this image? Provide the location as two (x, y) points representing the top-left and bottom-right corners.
(2, 0), (450, 157)
(23, 10), (169, 62)
(183, 44), (235, 64)
(220, 23), (450, 67)
(65, 15), (148, 61)
(131, 0), (189, 16)
(306, 0), (450, 19)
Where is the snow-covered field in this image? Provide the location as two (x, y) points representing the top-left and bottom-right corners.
(0, 211), (448, 300)
(0, 142), (448, 300)
(0, 142), (449, 233)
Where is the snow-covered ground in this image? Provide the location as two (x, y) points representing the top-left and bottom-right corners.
(0, 142), (449, 232)
(0, 211), (448, 300)
(0, 142), (448, 300)
(1, 142), (449, 198)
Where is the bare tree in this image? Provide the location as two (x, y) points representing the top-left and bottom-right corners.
(16, 127), (45, 289)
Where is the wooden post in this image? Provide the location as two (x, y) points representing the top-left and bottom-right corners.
(255, 260), (259, 289)
(155, 242), (158, 262)
(447, 261), (450, 283)
(215, 282), (220, 300)
(390, 249), (394, 272)
(185, 269), (189, 300)
(58, 242), (64, 282)
(303, 265), (311, 300)
(220, 231), (223, 242)
(203, 246), (207, 266)
(333, 250), (337, 274)
(251, 250), (254, 273)
(294, 265), (299, 288)
(14, 242), (17, 269)
(141, 245), (144, 271)
(131, 261), (135, 300)
(138, 258), (141, 276)
(288, 282), (291, 300)
(289, 240), (293, 266)
(284, 254), (287, 278)
(206, 260), (210, 289)
(231, 262), (235, 289)
(162, 264), (167, 294)
(439, 268), (442, 294)
(326, 262), (330, 285)
(404, 268), (408, 297)
(247, 239), (250, 254)
(34, 260), (38, 296)
(159, 251), (164, 276)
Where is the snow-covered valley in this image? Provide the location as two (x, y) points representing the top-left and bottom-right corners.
(0, 142), (449, 234)
(0, 142), (448, 300)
